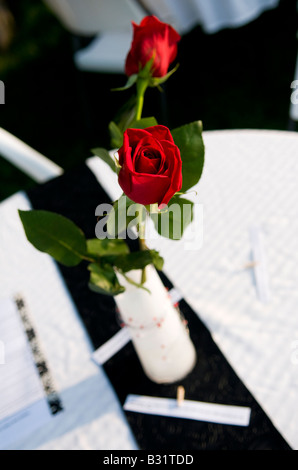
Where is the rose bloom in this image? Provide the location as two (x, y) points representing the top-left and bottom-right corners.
(118, 125), (182, 207)
(125, 15), (181, 78)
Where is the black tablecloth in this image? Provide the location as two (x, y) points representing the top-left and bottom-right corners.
(27, 164), (291, 450)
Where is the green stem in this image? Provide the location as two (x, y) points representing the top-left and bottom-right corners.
(121, 272), (151, 294)
(135, 77), (149, 284)
(135, 77), (149, 121)
(138, 207), (147, 284)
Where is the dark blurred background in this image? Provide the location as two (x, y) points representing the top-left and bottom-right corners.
(0, 0), (297, 201)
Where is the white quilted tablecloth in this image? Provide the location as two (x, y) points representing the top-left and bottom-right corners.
(0, 129), (298, 450)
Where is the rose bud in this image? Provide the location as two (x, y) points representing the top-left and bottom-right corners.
(125, 15), (181, 78)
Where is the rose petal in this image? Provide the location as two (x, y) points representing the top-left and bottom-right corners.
(145, 125), (175, 144)
(118, 125), (182, 206)
(135, 152), (160, 174)
(119, 171), (170, 206)
(158, 142), (182, 205)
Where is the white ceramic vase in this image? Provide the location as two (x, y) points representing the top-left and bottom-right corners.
(114, 265), (197, 384)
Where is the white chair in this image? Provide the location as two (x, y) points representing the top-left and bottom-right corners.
(44, 0), (148, 74)
(0, 127), (63, 183)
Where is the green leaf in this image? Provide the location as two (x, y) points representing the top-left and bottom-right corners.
(88, 263), (125, 296)
(19, 210), (87, 266)
(150, 251), (164, 271)
(171, 120), (205, 193)
(150, 196), (194, 240)
(112, 95), (137, 134)
(106, 195), (144, 238)
(112, 250), (164, 273)
(86, 238), (129, 259)
(121, 273), (151, 293)
(138, 56), (155, 79)
(111, 74), (138, 92)
(108, 121), (124, 148)
(129, 116), (158, 130)
(91, 147), (116, 173)
(109, 116), (158, 150)
(149, 63), (179, 88)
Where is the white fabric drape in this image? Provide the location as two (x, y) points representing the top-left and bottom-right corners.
(144, 0), (280, 33)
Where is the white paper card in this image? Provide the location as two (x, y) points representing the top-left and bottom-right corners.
(92, 327), (131, 366)
(168, 287), (183, 305)
(0, 298), (53, 449)
(123, 394), (251, 427)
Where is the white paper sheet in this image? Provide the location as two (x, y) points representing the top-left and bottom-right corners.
(0, 297), (55, 449)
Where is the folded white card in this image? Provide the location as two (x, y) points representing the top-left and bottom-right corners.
(0, 297), (56, 449)
(123, 394), (251, 427)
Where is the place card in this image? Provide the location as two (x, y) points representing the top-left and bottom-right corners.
(123, 394), (251, 427)
(92, 326), (131, 366)
(168, 287), (183, 305)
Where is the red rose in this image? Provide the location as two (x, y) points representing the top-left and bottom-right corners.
(118, 125), (182, 206)
(125, 16), (181, 78)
